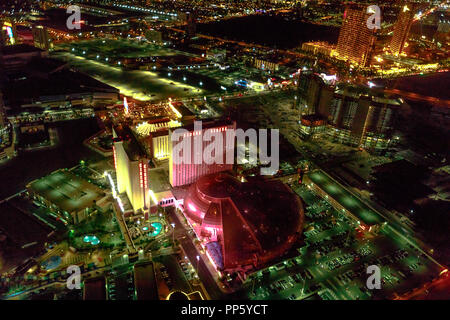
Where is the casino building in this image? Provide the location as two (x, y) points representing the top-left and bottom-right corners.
(169, 119), (236, 187)
(112, 115), (237, 213)
(134, 117), (182, 160)
(113, 124), (150, 213)
(181, 173), (304, 272)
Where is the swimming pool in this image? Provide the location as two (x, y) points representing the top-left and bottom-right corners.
(149, 222), (162, 236)
(83, 235), (100, 245)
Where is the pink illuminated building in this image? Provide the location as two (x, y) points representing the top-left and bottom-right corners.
(181, 173), (304, 271)
(168, 119), (236, 187)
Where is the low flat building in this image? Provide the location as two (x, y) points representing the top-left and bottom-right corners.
(302, 41), (334, 56)
(299, 114), (328, 138)
(27, 169), (109, 224)
(83, 277), (107, 300)
(133, 261), (158, 300)
(0, 44), (46, 72)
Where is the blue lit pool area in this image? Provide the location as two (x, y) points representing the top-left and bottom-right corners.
(149, 222), (162, 236)
(41, 255), (62, 271)
(83, 235), (100, 245)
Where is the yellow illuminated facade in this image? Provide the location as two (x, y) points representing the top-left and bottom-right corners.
(335, 6), (376, 67)
(135, 120), (181, 137)
(113, 127), (150, 213)
(152, 135), (170, 159)
(390, 3), (415, 56)
(134, 119), (181, 160)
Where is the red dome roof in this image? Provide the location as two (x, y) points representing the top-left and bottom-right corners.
(183, 173), (304, 270)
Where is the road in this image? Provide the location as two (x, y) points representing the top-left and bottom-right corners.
(384, 88), (450, 108)
(167, 208), (225, 300)
(112, 202), (136, 254)
(51, 52), (203, 101)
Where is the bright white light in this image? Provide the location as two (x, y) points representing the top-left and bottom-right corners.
(148, 190), (158, 204)
(188, 203), (197, 212)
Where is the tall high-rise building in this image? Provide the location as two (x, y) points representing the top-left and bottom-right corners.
(113, 125), (150, 213)
(335, 5), (376, 67)
(390, 3), (416, 56)
(169, 120), (236, 187)
(297, 73), (335, 117)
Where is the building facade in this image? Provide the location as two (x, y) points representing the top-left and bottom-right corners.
(390, 3), (416, 56)
(297, 73), (402, 152)
(328, 89), (401, 151)
(335, 5), (376, 67)
(113, 125), (150, 213)
(169, 120), (236, 187)
(297, 72), (335, 116)
(32, 25), (52, 51)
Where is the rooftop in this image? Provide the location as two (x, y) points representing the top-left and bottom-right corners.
(184, 173), (304, 269)
(113, 125), (147, 161)
(27, 169), (106, 214)
(307, 170), (384, 226)
(0, 200), (52, 248)
(83, 277), (106, 300)
(133, 262), (158, 300)
(0, 44), (44, 55)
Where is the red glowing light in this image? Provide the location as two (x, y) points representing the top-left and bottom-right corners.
(113, 146), (117, 169)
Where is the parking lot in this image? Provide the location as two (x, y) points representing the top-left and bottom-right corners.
(240, 182), (443, 300)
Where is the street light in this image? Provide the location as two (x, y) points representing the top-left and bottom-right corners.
(301, 277), (306, 297)
(196, 255), (200, 276)
(171, 223), (175, 245)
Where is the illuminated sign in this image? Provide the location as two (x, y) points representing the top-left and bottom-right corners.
(123, 97), (129, 114)
(143, 162), (148, 188)
(2, 23), (15, 45)
(139, 161), (148, 189)
(139, 162), (143, 188)
(319, 73), (337, 84)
